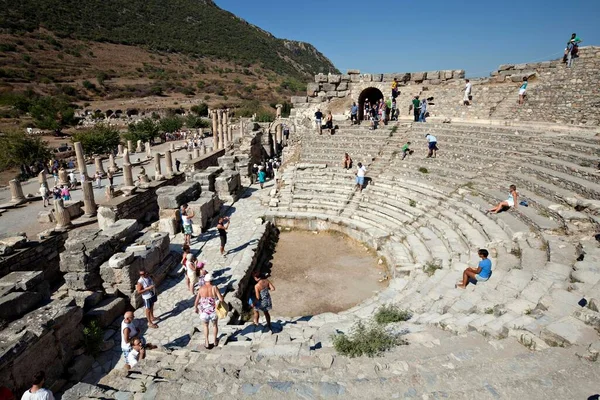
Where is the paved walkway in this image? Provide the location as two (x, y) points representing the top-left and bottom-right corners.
(83, 178), (276, 383)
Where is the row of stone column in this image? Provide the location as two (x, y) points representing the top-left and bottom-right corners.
(210, 109), (235, 150)
(116, 140), (153, 158)
(121, 148), (176, 187)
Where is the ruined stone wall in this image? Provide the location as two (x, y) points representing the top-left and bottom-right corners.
(291, 46), (600, 127)
(181, 148), (226, 173)
(97, 174), (185, 228)
(0, 232), (67, 284)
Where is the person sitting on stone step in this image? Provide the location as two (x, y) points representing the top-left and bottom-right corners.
(343, 153), (353, 169)
(121, 311), (157, 370)
(125, 337), (146, 369)
(456, 249), (492, 289)
(488, 185), (518, 214)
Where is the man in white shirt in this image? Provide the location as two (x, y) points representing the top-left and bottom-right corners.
(21, 371), (54, 400)
(355, 162), (367, 192)
(426, 134), (438, 158)
(463, 79), (472, 105)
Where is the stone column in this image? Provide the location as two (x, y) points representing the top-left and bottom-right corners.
(224, 110), (229, 140)
(136, 140), (143, 153)
(276, 124), (283, 144)
(223, 126), (229, 147)
(239, 119), (244, 137)
(94, 157), (106, 176)
(217, 110), (224, 150)
(169, 143), (175, 152)
(38, 171), (48, 188)
(154, 152), (163, 180)
(82, 180), (97, 217)
(123, 163), (134, 187)
(108, 154), (118, 173)
(165, 150), (174, 177)
(211, 110), (218, 148)
(127, 140), (134, 154)
(193, 148), (200, 158)
(276, 104), (283, 119)
(200, 143), (206, 155)
(58, 168), (69, 186)
(53, 198), (72, 231)
(9, 179), (25, 203)
(74, 141), (88, 179)
(117, 144), (124, 157)
(123, 149), (131, 165)
(188, 153), (193, 160)
(146, 142), (152, 159)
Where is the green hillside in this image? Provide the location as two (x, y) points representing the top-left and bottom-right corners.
(0, 0), (338, 79)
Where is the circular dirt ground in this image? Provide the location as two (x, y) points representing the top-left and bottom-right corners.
(268, 230), (388, 317)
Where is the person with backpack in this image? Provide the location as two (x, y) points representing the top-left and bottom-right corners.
(563, 33), (582, 68)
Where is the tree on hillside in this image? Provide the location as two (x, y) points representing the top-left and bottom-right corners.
(71, 125), (121, 156)
(0, 130), (52, 171)
(190, 103), (209, 117)
(158, 116), (184, 133)
(125, 118), (160, 143)
(28, 96), (77, 133)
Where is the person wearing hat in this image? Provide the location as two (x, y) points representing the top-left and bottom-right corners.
(194, 273), (225, 349)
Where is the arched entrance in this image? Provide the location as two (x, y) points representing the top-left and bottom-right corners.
(358, 87), (384, 120)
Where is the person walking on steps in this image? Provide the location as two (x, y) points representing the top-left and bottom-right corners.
(136, 268), (159, 328)
(412, 96), (421, 122)
(463, 79), (472, 106)
(350, 102), (359, 125)
(315, 109), (323, 135)
(563, 33), (582, 68)
(252, 272), (275, 331)
(419, 98), (428, 122)
(391, 78), (399, 99)
(355, 162), (367, 191)
(401, 142), (413, 160)
(426, 134), (438, 158)
(518, 77), (528, 105)
(217, 216), (230, 256)
(194, 273), (225, 349)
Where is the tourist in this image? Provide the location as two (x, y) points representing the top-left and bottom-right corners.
(185, 253), (198, 295)
(401, 142), (413, 160)
(20, 371), (54, 400)
(175, 158), (181, 172)
(419, 98), (428, 122)
(369, 105), (378, 130)
(217, 216), (230, 256)
(52, 186), (61, 200)
(315, 109), (323, 134)
(179, 244), (190, 275)
(120, 311), (156, 368)
(125, 337), (145, 368)
(456, 249), (492, 289)
(350, 102), (358, 125)
(380, 99), (387, 125)
(283, 124), (290, 142)
(463, 79), (472, 105)
(252, 272), (275, 331)
(180, 204), (195, 246)
(52, 169), (58, 186)
(60, 185), (71, 201)
(518, 77), (528, 105)
(563, 33), (582, 67)
(251, 164), (258, 185)
(488, 185), (519, 214)
(425, 134), (438, 158)
(363, 100), (370, 121)
(412, 96), (420, 122)
(106, 170), (113, 187)
(391, 77), (399, 99)
(80, 171), (85, 183)
(39, 184), (49, 207)
(355, 162), (366, 191)
(325, 111), (333, 133)
(136, 269), (158, 328)
(273, 164), (281, 190)
(194, 273), (225, 349)
(95, 171), (102, 188)
(391, 98), (397, 121)
(343, 153), (353, 169)
(258, 166), (266, 189)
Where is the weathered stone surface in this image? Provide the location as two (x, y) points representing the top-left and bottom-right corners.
(327, 74), (341, 84)
(101, 219), (140, 243)
(340, 74), (351, 81)
(306, 83), (320, 96)
(156, 182), (201, 209)
(314, 74), (327, 83)
(371, 74), (383, 82)
(85, 296), (127, 328)
(412, 72), (425, 81)
(346, 69), (360, 74)
(425, 71), (440, 80)
(290, 96), (307, 104)
(0, 291), (42, 321)
(321, 83), (336, 91)
(336, 82), (348, 91)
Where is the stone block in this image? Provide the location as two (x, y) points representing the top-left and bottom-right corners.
(63, 271), (103, 290)
(350, 74), (361, 82)
(156, 182), (201, 209)
(290, 96), (307, 104)
(327, 74), (341, 84)
(495, 75), (506, 83)
(315, 74), (327, 83)
(64, 200), (83, 219)
(67, 354), (95, 382)
(425, 71), (440, 80)
(0, 291), (42, 321)
(325, 91), (337, 98)
(453, 70), (466, 79)
(347, 69), (360, 74)
(541, 316), (598, 346)
(189, 192), (221, 232)
(97, 206), (117, 230)
(336, 82), (348, 91)
(362, 74), (372, 81)
(38, 210), (55, 223)
(70, 290), (104, 309)
(306, 83), (320, 96)
(372, 74), (383, 82)
(337, 91), (348, 97)
(340, 74), (351, 81)
(514, 63), (528, 70)
(443, 70), (454, 79)
(498, 64), (514, 71)
(101, 219), (140, 243)
(412, 72), (425, 81)
(108, 252), (136, 269)
(321, 83), (336, 91)
(429, 79), (441, 85)
(85, 296), (127, 328)
(1, 271), (44, 291)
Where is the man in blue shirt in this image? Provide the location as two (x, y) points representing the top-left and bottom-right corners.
(456, 249), (492, 289)
(350, 103), (358, 125)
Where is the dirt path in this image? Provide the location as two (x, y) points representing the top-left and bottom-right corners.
(268, 230), (388, 317)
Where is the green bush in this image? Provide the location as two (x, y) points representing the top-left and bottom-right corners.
(423, 261), (442, 277)
(71, 124), (121, 156)
(190, 103), (208, 117)
(125, 118), (160, 142)
(332, 321), (406, 358)
(82, 320), (103, 357)
(159, 116), (184, 133)
(374, 305), (412, 325)
(418, 167), (428, 174)
(82, 80), (97, 91)
(28, 96), (77, 132)
(185, 114), (209, 129)
(0, 130), (52, 170)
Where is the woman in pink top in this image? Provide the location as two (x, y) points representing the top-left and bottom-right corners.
(61, 186), (71, 201)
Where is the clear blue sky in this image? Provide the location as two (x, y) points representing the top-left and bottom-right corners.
(215, 0), (599, 77)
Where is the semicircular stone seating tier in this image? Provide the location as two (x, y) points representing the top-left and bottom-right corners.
(267, 119), (600, 352)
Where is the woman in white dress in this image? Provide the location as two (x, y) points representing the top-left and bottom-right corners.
(488, 185), (518, 214)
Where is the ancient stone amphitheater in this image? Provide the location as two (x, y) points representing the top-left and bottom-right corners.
(5, 50), (600, 399)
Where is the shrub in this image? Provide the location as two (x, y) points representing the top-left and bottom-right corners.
(159, 116), (184, 133)
(332, 320), (406, 358)
(82, 80), (97, 91)
(0, 130), (52, 170)
(125, 118), (160, 143)
(190, 103), (208, 117)
(418, 167), (428, 174)
(82, 320), (103, 357)
(97, 71), (108, 86)
(374, 305), (412, 325)
(185, 114), (209, 129)
(28, 96), (77, 132)
(150, 86), (164, 96)
(423, 261), (442, 277)
(71, 124), (121, 156)
(409, 199), (416, 207)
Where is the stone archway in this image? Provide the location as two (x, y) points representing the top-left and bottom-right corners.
(358, 87), (384, 120)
